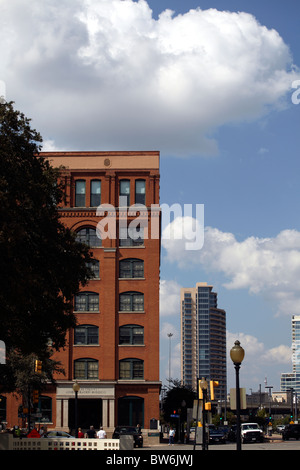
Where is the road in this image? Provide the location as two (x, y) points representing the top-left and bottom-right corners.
(140, 434), (300, 451)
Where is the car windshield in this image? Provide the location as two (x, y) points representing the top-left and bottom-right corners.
(242, 424), (259, 430)
(118, 427), (137, 434)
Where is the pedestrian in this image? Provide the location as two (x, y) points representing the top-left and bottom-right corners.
(13, 426), (21, 438)
(168, 427), (175, 445)
(97, 426), (107, 439)
(136, 424), (141, 434)
(77, 427), (84, 438)
(85, 425), (96, 438)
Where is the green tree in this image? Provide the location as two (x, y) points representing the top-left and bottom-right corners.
(0, 101), (93, 360)
(163, 379), (196, 426)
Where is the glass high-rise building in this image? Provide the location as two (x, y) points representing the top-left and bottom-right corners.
(281, 315), (300, 395)
(180, 283), (226, 401)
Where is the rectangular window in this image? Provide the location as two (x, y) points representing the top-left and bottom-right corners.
(90, 180), (101, 207)
(135, 180), (145, 205)
(75, 180), (86, 207)
(120, 180), (130, 206)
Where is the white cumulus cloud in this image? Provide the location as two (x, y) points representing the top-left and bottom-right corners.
(0, 0), (298, 155)
(162, 218), (300, 316)
(160, 279), (181, 317)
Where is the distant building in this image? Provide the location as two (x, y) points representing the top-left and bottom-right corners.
(281, 315), (300, 396)
(180, 282), (226, 401)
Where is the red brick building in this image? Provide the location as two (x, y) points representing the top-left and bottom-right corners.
(3, 151), (161, 436)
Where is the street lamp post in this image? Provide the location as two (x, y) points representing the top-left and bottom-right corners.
(230, 340), (245, 451)
(167, 333), (173, 387)
(199, 377), (208, 451)
(73, 381), (80, 438)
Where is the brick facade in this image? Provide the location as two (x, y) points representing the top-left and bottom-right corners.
(2, 151), (161, 436)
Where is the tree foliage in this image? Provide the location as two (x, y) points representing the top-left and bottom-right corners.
(162, 379), (196, 425)
(0, 101), (93, 357)
(1, 350), (63, 396)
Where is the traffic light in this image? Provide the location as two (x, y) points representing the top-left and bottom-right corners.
(32, 390), (39, 404)
(198, 379), (204, 399)
(35, 360), (42, 374)
(210, 380), (219, 400)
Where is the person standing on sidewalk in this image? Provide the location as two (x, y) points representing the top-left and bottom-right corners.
(168, 427), (175, 445)
(97, 427), (107, 439)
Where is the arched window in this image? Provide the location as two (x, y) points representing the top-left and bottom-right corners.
(74, 325), (99, 345)
(119, 292), (144, 312)
(119, 259), (144, 278)
(87, 259), (100, 279)
(119, 358), (144, 380)
(74, 358), (98, 379)
(119, 226), (144, 247)
(76, 227), (101, 247)
(74, 292), (99, 312)
(119, 325), (144, 345)
(90, 180), (101, 207)
(75, 180), (86, 207)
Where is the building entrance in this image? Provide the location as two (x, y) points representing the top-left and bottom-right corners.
(69, 399), (102, 432)
(118, 396), (144, 427)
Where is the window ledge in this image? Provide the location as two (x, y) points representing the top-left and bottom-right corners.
(119, 246), (145, 249)
(117, 379), (145, 383)
(74, 311), (100, 314)
(118, 311), (145, 314)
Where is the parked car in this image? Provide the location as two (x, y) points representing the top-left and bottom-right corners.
(241, 423), (264, 443)
(282, 424), (300, 440)
(276, 424), (286, 434)
(227, 425), (237, 442)
(43, 431), (74, 438)
(218, 426), (229, 439)
(208, 427), (226, 444)
(112, 426), (143, 448)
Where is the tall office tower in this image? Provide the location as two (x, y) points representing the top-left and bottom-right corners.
(180, 283), (226, 401)
(281, 315), (300, 395)
(3, 151), (161, 436)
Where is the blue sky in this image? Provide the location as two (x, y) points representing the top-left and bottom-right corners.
(1, 0), (300, 393)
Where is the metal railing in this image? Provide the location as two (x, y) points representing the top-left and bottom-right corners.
(1, 434), (120, 451)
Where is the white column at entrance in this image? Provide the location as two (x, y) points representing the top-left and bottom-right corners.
(102, 399), (108, 428)
(56, 399), (62, 428)
(109, 399), (115, 428)
(63, 399), (68, 430)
